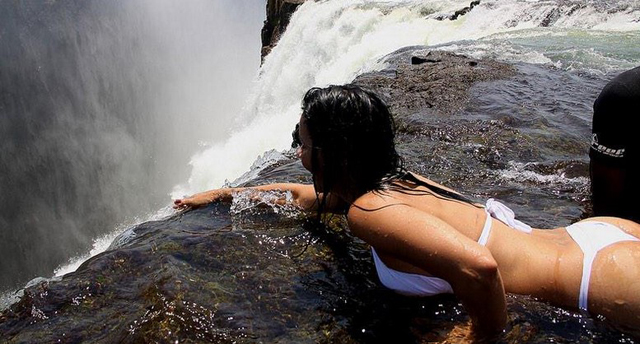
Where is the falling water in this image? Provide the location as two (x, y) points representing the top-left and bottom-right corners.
(176, 0), (640, 196)
(0, 0), (265, 292)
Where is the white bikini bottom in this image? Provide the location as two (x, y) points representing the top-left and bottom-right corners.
(565, 221), (639, 311)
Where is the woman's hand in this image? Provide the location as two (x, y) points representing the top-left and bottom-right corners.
(171, 183), (319, 211)
(173, 189), (232, 209)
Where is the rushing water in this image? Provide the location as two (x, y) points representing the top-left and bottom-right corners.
(177, 0), (640, 195)
(1, 0), (640, 342)
(173, 0), (639, 228)
(0, 0), (265, 292)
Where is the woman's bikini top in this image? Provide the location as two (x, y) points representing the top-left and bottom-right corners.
(372, 198), (532, 296)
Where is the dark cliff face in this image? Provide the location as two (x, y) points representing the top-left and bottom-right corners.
(261, 0), (309, 60)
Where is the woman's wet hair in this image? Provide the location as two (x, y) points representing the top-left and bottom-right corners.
(300, 85), (401, 198)
(297, 84), (476, 214)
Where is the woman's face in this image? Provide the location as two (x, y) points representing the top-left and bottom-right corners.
(296, 116), (313, 172)
(296, 116), (326, 192)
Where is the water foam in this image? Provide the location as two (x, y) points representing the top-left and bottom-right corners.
(498, 161), (589, 189)
(173, 0), (452, 196)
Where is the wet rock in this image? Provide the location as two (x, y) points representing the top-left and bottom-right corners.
(541, 8), (561, 27)
(434, 0), (482, 21)
(354, 50), (516, 120)
(262, 0), (309, 61)
(450, 0), (482, 20)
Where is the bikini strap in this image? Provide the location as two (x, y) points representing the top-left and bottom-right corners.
(477, 210), (492, 246)
(485, 198), (532, 233)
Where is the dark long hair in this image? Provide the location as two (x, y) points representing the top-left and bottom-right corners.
(293, 84), (476, 214)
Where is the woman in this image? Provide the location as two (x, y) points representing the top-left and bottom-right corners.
(174, 85), (640, 341)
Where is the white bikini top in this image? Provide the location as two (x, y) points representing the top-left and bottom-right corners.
(372, 198), (531, 296)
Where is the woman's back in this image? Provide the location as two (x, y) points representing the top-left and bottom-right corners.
(358, 181), (640, 317)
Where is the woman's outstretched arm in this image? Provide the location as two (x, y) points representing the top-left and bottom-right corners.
(347, 197), (508, 341)
(173, 183), (347, 213)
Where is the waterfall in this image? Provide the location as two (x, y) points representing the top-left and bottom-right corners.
(0, 0), (265, 291)
(175, 0), (640, 197)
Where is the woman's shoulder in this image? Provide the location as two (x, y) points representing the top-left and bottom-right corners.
(346, 189), (413, 228)
(346, 189), (431, 241)
(350, 189), (404, 212)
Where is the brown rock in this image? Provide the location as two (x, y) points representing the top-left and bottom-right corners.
(262, 0), (310, 61)
(354, 50), (516, 121)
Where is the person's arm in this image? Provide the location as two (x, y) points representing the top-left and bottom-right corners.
(590, 160), (629, 217)
(173, 183), (348, 213)
(347, 199), (507, 341)
(173, 183), (316, 210)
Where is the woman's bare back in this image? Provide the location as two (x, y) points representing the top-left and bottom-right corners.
(369, 185), (640, 331)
